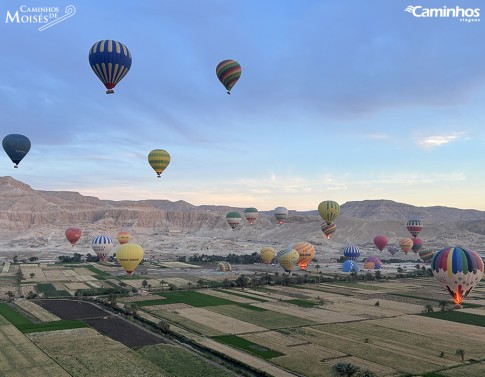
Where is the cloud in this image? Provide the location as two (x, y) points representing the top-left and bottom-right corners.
(415, 132), (467, 149)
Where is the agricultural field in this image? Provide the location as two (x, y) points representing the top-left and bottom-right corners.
(1, 260), (485, 376)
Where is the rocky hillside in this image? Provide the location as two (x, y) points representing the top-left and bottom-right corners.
(0, 176), (484, 254)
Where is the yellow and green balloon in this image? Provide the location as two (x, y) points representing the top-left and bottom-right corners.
(148, 149), (170, 178)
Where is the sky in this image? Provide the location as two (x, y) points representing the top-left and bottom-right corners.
(1, 0), (484, 211)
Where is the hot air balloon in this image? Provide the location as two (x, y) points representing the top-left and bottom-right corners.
(373, 235), (388, 252)
(116, 231), (131, 245)
(226, 212), (242, 230)
(388, 245), (400, 256)
(343, 245), (360, 261)
(406, 219), (423, 237)
(274, 207), (288, 224)
(88, 40), (132, 94)
(116, 243), (144, 275)
(411, 237), (423, 253)
(2, 134), (31, 168)
(244, 207), (259, 224)
(91, 235), (114, 261)
(260, 246), (276, 264)
(318, 200), (340, 225)
(277, 247), (299, 273)
(418, 248), (435, 264)
(216, 59), (241, 94)
(148, 149), (170, 178)
(216, 261), (232, 272)
(289, 242), (315, 271)
(65, 227), (82, 247)
(342, 260), (360, 273)
(399, 238), (414, 254)
(431, 246), (484, 307)
(364, 256), (383, 269)
(321, 222), (336, 239)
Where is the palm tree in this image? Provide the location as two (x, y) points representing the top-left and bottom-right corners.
(358, 370), (376, 377)
(332, 362), (360, 377)
(142, 280), (148, 289)
(439, 300), (449, 311)
(160, 280), (166, 292)
(29, 272), (35, 279)
(455, 348), (465, 362)
(315, 264), (321, 273)
(5, 291), (15, 302)
(423, 304), (434, 313)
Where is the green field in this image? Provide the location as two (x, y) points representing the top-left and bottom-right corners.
(215, 289), (268, 302)
(137, 291), (238, 307)
(36, 283), (70, 297)
(80, 265), (111, 278)
(137, 344), (236, 377)
(208, 304), (317, 329)
(283, 299), (319, 308)
(212, 335), (284, 359)
(0, 302), (87, 333)
(420, 310), (485, 327)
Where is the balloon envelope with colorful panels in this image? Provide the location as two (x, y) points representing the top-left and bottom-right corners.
(277, 247), (299, 273)
(411, 237), (423, 253)
(260, 246), (276, 264)
(431, 246), (484, 306)
(226, 212), (242, 229)
(387, 245), (400, 256)
(399, 238), (414, 254)
(65, 227), (82, 247)
(418, 248), (435, 263)
(364, 256), (383, 269)
(116, 231), (131, 245)
(244, 207), (259, 224)
(318, 200), (340, 225)
(216, 261), (232, 272)
(406, 219), (423, 237)
(116, 243), (144, 276)
(342, 260), (360, 273)
(88, 40), (132, 94)
(91, 235), (114, 261)
(274, 207), (288, 224)
(321, 222), (336, 239)
(373, 235), (388, 252)
(2, 134), (31, 168)
(343, 245), (360, 261)
(216, 59), (241, 94)
(148, 149), (170, 178)
(289, 242), (315, 271)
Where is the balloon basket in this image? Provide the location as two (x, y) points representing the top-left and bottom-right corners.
(106, 89), (114, 94)
(454, 304), (463, 309)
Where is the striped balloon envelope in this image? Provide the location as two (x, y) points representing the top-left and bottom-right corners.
(91, 235), (114, 261)
(277, 247), (299, 273)
(274, 206), (288, 224)
(116, 231), (131, 245)
(148, 149), (171, 178)
(88, 40), (132, 94)
(321, 222), (336, 239)
(216, 261), (232, 272)
(431, 246), (484, 306)
(399, 238), (414, 254)
(343, 245), (360, 261)
(406, 219), (423, 237)
(289, 242), (315, 271)
(418, 248), (435, 263)
(244, 207), (259, 224)
(216, 59), (242, 94)
(226, 212), (242, 230)
(317, 200), (340, 225)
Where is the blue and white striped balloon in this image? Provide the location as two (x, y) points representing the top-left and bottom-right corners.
(91, 235), (114, 261)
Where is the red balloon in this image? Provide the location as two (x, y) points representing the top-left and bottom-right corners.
(65, 227), (82, 246)
(373, 235), (388, 251)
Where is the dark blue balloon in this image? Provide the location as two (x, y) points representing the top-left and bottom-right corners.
(2, 134), (31, 168)
(89, 40), (132, 94)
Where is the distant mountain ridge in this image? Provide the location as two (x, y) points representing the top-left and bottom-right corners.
(0, 176), (484, 253)
(1, 176), (485, 224)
